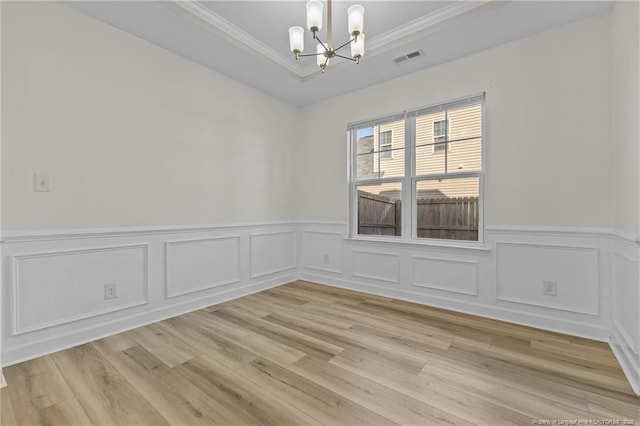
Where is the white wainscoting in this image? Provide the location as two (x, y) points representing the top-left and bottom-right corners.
(249, 231), (297, 279)
(1, 223), (298, 366)
(165, 236), (241, 299)
(413, 256), (478, 296)
(352, 250), (401, 284)
(13, 244), (149, 335)
(495, 242), (599, 316)
(300, 223), (613, 342)
(610, 235), (640, 395)
(301, 230), (344, 274)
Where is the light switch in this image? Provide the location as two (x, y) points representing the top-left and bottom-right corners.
(34, 173), (51, 192)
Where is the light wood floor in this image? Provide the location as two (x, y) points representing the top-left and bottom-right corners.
(1, 281), (638, 425)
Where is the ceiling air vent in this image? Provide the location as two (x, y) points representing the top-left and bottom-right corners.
(393, 50), (423, 64)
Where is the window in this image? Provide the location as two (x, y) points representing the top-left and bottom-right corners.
(432, 119), (448, 152)
(349, 94), (484, 242)
(380, 130), (392, 158)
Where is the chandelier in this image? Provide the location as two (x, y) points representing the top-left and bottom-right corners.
(288, 0), (365, 73)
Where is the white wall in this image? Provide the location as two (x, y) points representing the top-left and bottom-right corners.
(609, 0), (640, 396)
(295, 14), (612, 228)
(1, 2), (297, 231)
(611, 1), (640, 236)
(0, 0), (5, 388)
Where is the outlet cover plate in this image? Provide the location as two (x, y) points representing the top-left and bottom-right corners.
(543, 280), (557, 296)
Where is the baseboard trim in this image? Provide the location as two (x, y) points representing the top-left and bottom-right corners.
(300, 272), (611, 342)
(2, 274), (296, 367)
(610, 322), (640, 396)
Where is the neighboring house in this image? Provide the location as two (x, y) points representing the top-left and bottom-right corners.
(356, 103), (482, 199)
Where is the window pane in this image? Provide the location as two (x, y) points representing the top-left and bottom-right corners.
(416, 112), (446, 175)
(416, 145), (445, 175)
(356, 182), (402, 237)
(355, 120), (404, 180)
(416, 177), (479, 241)
(447, 137), (481, 172)
(448, 103), (482, 142)
(416, 112), (446, 148)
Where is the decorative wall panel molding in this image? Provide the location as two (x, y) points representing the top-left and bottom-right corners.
(249, 231), (297, 278)
(612, 250), (639, 354)
(412, 256), (478, 296)
(302, 230), (343, 274)
(352, 249), (401, 283)
(496, 242), (599, 316)
(165, 236), (241, 299)
(12, 244), (149, 334)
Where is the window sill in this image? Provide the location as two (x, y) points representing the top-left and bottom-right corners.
(344, 235), (491, 252)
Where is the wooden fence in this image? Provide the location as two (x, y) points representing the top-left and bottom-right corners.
(358, 191), (478, 241)
(357, 191), (401, 236)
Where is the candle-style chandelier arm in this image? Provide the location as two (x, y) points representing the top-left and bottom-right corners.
(333, 37), (356, 53)
(297, 52), (325, 58)
(334, 53), (358, 63)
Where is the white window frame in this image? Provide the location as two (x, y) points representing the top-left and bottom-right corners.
(348, 93), (485, 246)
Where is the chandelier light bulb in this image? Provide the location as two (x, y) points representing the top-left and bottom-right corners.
(289, 26), (305, 53)
(351, 33), (365, 59)
(347, 4), (364, 36)
(306, 0), (323, 32)
(316, 43), (327, 67)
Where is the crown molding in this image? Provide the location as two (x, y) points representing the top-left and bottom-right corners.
(367, 0), (493, 51)
(169, 0), (495, 80)
(169, 1), (305, 77)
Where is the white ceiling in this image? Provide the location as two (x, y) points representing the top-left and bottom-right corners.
(67, 0), (613, 107)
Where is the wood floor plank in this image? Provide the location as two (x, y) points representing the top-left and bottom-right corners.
(0, 387), (19, 426)
(290, 281), (394, 304)
(107, 345), (242, 425)
(127, 322), (200, 367)
(306, 303), (455, 350)
(158, 315), (258, 370)
(485, 336), (632, 393)
(211, 307), (344, 361)
(583, 389), (640, 419)
(264, 310), (430, 375)
(37, 398), (93, 426)
(530, 336), (621, 367)
(91, 333), (138, 357)
(289, 355), (471, 426)
(3, 355), (75, 426)
(344, 299), (495, 347)
(418, 343), (592, 412)
(188, 310), (307, 367)
(175, 355), (323, 426)
(52, 344), (168, 426)
(329, 351), (532, 425)
(4, 280), (638, 425)
(236, 357), (397, 426)
(419, 356), (598, 421)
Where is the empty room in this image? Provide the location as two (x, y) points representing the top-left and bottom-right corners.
(1, 0), (639, 424)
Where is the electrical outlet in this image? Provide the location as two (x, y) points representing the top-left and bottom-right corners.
(323, 254), (330, 265)
(104, 283), (117, 300)
(543, 280), (557, 296)
(34, 173), (51, 192)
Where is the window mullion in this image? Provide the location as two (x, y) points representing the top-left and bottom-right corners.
(444, 110), (448, 174)
(403, 114), (414, 241)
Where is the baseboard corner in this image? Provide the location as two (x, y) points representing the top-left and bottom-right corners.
(609, 325), (640, 396)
